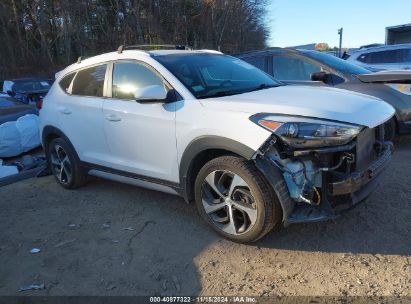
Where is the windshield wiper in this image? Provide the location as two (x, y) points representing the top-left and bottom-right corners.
(246, 83), (278, 93)
(197, 90), (242, 99)
(197, 84), (278, 99)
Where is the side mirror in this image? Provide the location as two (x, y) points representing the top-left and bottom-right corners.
(310, 71), (329, 82)
(7, 90), (15, 97)
(134, 85), (167, 102)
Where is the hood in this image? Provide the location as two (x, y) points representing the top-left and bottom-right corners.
(201, 85), (395, 128)
(357, 70), (411, 83)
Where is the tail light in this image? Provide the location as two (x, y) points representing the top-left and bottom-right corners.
(36, 96), (43, 110)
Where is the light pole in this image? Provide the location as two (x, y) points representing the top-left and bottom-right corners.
(338, 28), (343, 58)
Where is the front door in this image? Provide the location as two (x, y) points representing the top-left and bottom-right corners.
(102, 61), (178, 183)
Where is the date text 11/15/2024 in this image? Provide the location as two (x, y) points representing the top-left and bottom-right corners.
(149, 296), (257, 303)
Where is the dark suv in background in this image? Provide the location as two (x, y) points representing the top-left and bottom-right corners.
(236, 48), (411, 140)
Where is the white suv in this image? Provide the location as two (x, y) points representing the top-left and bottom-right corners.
(346, 44), (411, 71)
(40, 46), (395, 243)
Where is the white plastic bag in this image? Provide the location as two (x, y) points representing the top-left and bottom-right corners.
(0, 121), (22, 157)
(16, 114), (40, 152)
(0, 114), (40, 157)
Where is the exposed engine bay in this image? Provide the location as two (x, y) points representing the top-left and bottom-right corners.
(254, 124), (393, 225)
(265, 147), (354, 206)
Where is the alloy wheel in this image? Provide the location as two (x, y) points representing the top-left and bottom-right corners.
(201, 170), (257, 236)
(50, 144), (72, 185)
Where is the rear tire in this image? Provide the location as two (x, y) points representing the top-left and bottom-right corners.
(194, 156), (282, 243)
(46, 137), (87, 189)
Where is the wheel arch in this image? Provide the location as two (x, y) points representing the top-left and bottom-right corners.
(42, 125), (77, 155)
(179, 136), (256, 202)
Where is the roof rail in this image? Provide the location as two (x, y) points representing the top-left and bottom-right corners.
(359, 43), (384, 49)
(117, 44), (191, 53)
(264, 47), (285, 50)
(233, 47), (294, 57)
(265, 47), (299, 52)
(198, 49), (223, 54)
(76, 56), (91, 64)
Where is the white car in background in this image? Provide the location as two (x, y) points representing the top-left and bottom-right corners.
(346, 44), (411, 71)
(39, 46), (394, 243)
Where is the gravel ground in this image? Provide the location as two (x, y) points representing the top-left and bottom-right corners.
(0, 138), (410, 297)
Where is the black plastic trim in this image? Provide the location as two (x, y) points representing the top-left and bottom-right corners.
(254, 156), (295, 222)
(179, 136), (256, 201)
(42, 126), (183, 194)
(81, 162), (182, 193)
(42, 126), (73, 149)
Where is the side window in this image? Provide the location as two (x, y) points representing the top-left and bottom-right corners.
(357, 53), (369, 63)
(372, 50), (399, 64)
(272, 56), (321, 80)
(59, 72), (76, 94)
(360, 50), (399, 64)
(399, 49), (411, 63)
(243, 56), (265, 71)
(112, 62), (164, 100)
(72, 64), (107, 97)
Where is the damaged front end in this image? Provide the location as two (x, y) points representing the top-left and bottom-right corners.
(251, 114), (393, 225)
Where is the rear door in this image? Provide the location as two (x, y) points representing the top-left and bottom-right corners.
(57, 63), (111, 166)
(102, 60), (178, 182)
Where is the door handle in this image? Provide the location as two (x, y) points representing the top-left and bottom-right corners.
(105, 114), (122, 122)
(58, 107), (72, 115)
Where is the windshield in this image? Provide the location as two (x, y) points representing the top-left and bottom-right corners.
(302, 50), (371, 75)
(12, 80), (51, 92)
(155, 54), (280, 99)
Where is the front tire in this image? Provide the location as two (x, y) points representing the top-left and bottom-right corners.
(46, 137), (87, 189)
(194, 156), (282, 243)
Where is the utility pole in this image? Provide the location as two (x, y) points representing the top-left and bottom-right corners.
(338, 28), (343, 58)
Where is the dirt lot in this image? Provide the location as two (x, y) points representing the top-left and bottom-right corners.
(0, 138), (410, 297)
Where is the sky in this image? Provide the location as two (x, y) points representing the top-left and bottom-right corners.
(267, 0), (411, 48)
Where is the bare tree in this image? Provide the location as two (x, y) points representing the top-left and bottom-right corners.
(0, 0), (271, 79)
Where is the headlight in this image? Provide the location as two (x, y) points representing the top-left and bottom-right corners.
(250, 114), (363, 148)
(386, 83), (411, 96)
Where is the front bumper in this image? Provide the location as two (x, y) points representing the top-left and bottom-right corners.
(329, 142), (393, 196)
(256, 138), (393, 225)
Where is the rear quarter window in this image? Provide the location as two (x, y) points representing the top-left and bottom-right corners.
(59, 73), (76, 94)
(71, 64), (107, 97)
